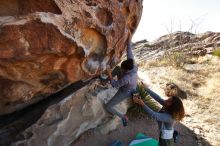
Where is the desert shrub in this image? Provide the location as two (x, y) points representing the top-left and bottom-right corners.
(141, 51), (188, 68)
(160, 52), (187, 68)
(128, 83), (160, 118)
(213, 48), (220, 57)
(143, 43), (153, 48)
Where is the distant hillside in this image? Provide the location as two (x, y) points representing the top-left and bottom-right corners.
(133, 31), (220, 62)
(133, 31), (220, 146)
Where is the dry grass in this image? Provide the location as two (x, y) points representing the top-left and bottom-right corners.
(138, 54), (220, 146)
(213, 48), (220, 57)
(140, 52), (190, 69)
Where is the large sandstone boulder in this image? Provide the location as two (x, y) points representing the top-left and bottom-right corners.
(10, 80), (130, 146)
(0, 0), (143, 115)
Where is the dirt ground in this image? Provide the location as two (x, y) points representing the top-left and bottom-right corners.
(72, 114), (211, 146)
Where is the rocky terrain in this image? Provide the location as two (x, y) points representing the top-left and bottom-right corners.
(0, 0), (143, 145)
(73, 31), (220, 146)
(133, 31), (220, 62)
(134, 31), (220, 146)
(0, 0), (219, 146)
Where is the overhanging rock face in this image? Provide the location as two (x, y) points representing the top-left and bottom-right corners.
(0, 0), (143, 115)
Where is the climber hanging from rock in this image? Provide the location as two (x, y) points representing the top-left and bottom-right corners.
(104, 31), (138, 126)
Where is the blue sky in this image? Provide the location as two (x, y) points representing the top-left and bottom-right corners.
(133, 0), (220, 42)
